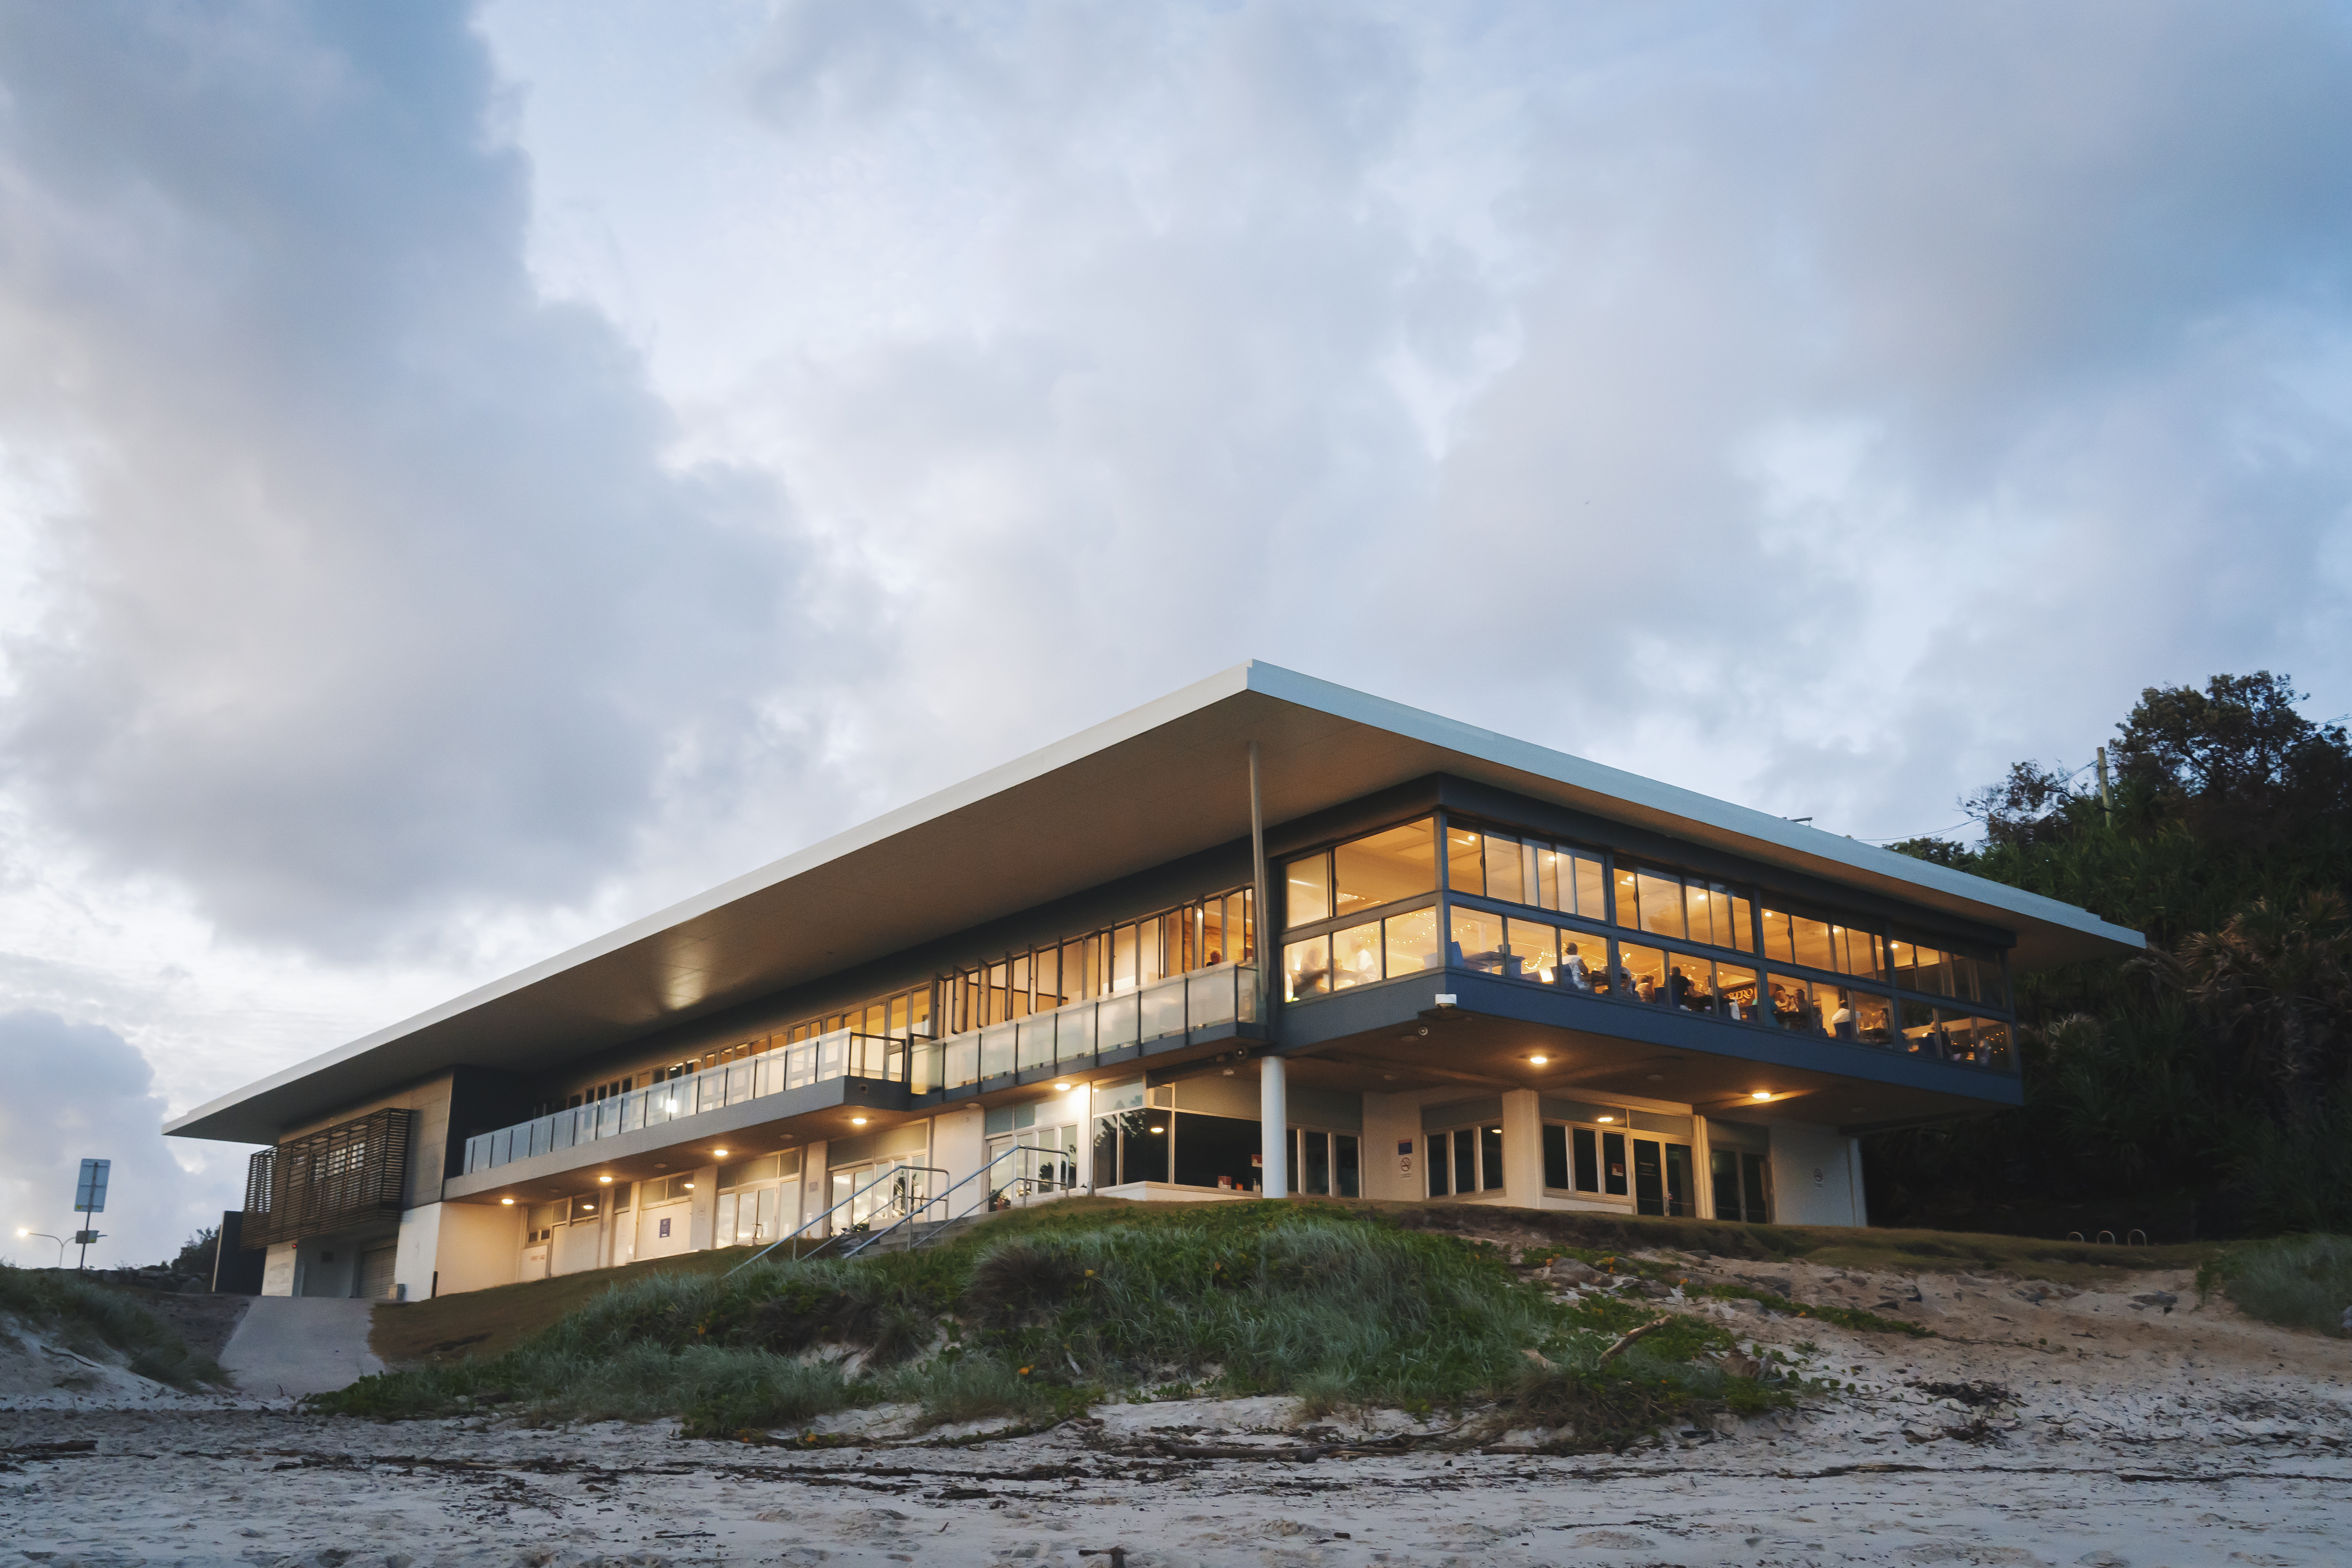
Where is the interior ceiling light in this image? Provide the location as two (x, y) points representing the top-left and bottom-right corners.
(1053, 1082), (1071, 1091)
(850, 1116), (869, 1125)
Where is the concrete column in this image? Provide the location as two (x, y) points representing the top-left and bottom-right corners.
(1846, 1136), (1868, 1227)
(688, 1165), (718, 1250)
(261, 1240), (297, 1297)
(1500, 1089), (1544, 1206)
(1260, 1056), (1289, 1199)
(1691, 1116), (1716, 1220)
(393, 1203), (444, 1301)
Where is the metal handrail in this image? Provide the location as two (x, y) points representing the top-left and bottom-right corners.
(725, 1163), (947, 1276)
(837, 1143), (1080, 1260)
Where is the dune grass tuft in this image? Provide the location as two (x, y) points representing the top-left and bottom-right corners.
(313, 1201), (1791, 1446)
(2198, 1234), (2352, 1336)
(0, 1263), (226, 1390)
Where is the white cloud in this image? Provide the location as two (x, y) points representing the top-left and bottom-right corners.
(0, 0), (2345, 1204)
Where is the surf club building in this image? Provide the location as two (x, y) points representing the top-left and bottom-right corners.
(166, 664), (2140, 1300)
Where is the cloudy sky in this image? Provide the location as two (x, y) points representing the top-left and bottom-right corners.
(2, 0), (2348, 1265)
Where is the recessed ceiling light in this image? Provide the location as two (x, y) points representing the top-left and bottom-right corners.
(500, 1197), (515, 1206)
(1528, 1054), (1549, 1065)
(1053, 1082), (1071, 1091)
(1149, 1125), (1165, 1134)
(598, 1175), (613, 1184)
(714, 1149), (729, 1158)
(850, 1116), (868, 1126)
(1751, 1090), (1773, 1100)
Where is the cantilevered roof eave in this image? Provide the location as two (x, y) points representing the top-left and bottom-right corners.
(165, 663), (1263, 1142)
(167, 659), (2141, 1145)
(1243, 662), (2146, 964)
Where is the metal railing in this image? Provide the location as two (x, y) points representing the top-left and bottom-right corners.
(462, 1030), (918, 1175)
(727, 1143), (1079, 1273)
(459, 962), (1259, 1176)
(923, 962), (1258, 1093)
(724, 1162), (949, 1273)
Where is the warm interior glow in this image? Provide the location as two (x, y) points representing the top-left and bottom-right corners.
(1751, 1090), (1773, 1100)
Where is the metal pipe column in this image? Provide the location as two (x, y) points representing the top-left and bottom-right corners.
(1251, 740), (1286, 1198)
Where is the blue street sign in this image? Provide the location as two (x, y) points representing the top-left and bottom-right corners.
(74, 1158), (110, 1214)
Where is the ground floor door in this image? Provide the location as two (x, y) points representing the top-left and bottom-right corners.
(716, 1181), (798, 1247)
(1632, 1139), (1695, 1217)
(357, 1245), (398, 1300)
(828, 1161), (927, 1234)
(1710, 1149), (1773, 1222)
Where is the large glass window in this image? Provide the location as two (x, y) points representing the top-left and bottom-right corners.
(1636, 869), (1685, 939)
(1383, 908), (1441, 976)
(1557, 931), (1601, 993)
(1711, 1149), (1772, 1223)
(1447, 907), (1506, 975)
(1617, 942), (1668, 1006)
(1327, 818), (1435, 916)
(1330, 920), (1383, 990)
(1790, 914), (1837, 971)
(1284, 854), (1332, 929)
(1503, 917), (1559, 984)
(1716, 962), (1760, 1023)
(1282, 934), (1331, 1002)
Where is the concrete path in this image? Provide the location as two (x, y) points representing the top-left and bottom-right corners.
(218, 1297), (383, 1398)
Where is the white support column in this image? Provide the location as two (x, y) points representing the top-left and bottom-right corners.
(1260, 1056), (1289, 1200)
(1500, 1089), (1544, 1206)
(1691, 1116), (1716, 1220)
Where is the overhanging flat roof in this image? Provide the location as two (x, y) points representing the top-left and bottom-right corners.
(167, 661), (2141, 1143)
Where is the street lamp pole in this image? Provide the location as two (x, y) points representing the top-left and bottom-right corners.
(15, 1228), (67, 1269)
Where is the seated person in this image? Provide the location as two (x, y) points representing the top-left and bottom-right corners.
(1559, 943), (1591, 991)
(1830, 995), (1855, 1040)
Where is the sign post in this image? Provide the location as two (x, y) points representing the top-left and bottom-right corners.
(72, 1158), (109, 1271)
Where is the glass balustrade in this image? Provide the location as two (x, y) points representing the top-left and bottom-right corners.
(459, 964), (1261, 1176)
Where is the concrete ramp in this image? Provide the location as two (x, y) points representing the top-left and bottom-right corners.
(220, 1297), (384, 1397)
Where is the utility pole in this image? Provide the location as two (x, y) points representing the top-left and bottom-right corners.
(2096, 745), (2114, 818)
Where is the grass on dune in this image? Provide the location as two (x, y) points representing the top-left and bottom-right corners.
(0, 1263), (227, 1390)
(2198, 1234), (2352, 1337)
(318, 1200), (1797, 1449)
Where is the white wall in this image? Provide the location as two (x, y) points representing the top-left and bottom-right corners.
(394, 1203), (443, 1301)
(934, 1107), (986, 1192)
(261, 1240), (297, 1297)
(431, 1201), (522, 1296)
(1769, 1120), (1866, 1227)
(687, 1165), (717, 1250)
(1360, 1092), (1421, 1201)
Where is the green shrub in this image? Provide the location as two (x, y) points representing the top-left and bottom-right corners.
(2199, 1234), (2352, 1336)
(0, 1264), (225, 1390)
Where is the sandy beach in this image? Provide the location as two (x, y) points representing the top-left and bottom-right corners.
(5, 1255), (2347, 1568)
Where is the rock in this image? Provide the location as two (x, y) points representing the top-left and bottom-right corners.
(2128, 1292), (2178, 1314)
(1546, 1258), (1601, 1285)
(1635, 1279), (1675, 1299)
(1571, 1530), (1654, 1549)
(1744, 1275), (1795, 1298)
(2076, 1553), (2131, 1567)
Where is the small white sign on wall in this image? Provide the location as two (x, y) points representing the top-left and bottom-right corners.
(1398, 1139), (1414, 1177)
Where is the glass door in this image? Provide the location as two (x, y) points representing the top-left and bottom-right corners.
(1632, 1139), (1695, 1217)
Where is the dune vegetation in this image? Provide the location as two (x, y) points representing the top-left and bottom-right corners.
(316, 1200), (1798, 1450)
